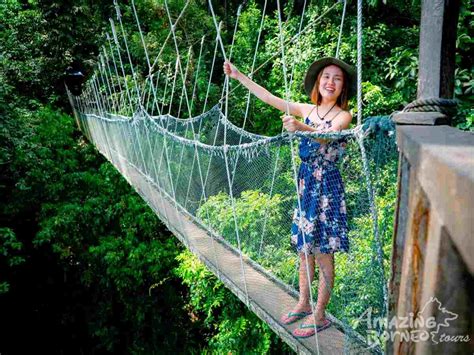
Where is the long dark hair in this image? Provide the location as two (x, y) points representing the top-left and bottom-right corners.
(310, 65), (349, 110)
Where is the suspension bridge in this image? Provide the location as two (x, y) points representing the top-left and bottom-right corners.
(66, 0), (473, 354)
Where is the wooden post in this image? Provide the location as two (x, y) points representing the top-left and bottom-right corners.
(392, 0), (460, 126)
(387, 0), (471, 354)
(418, 0), (460, 100)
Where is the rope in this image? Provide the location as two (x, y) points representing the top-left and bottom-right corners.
(276, 0), (320, 351)
(203, 25), (221, 113)
(109, 19), (135, 112)
(207, 0), (251, 307)
(163, 2), (209, 247)
(355, 129), (388, 314)
(164, 0), (193, 118)
(190, 35), (206, 116)
(259, 0), (309, 259)
(176, 46), (193, 119)
(222, 2), (339, 101)
(105, 32), (129, 114)
(403, 97), (458, 116)
(336, 0), (347, 59)
(356, 0), (363, 126)
(148, 0), (192, 76)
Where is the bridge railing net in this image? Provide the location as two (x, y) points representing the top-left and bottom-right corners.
(73, 99), (398, 347)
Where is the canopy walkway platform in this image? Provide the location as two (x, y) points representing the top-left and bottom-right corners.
(102, 145), (372, 354)
(66, 0), (472, 353)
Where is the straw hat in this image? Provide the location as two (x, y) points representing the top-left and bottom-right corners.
(303, 57), (357, 99)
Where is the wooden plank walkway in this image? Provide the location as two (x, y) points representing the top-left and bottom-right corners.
(100, 145), (375, 354)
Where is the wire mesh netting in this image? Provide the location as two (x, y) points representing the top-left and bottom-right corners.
(71, 90), (398, 352)
(67, 1), (402, 352)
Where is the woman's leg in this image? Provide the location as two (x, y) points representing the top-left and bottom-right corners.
(292, 253), (334, 336)
(313, 253), (335, 322)
(280, 253), (315, 324)
(297, 252), (316, 308)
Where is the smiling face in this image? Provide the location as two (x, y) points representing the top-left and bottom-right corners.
(318, 65), (345, 101)
(310, 64), (349, 109)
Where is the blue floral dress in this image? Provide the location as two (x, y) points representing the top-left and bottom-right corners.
(290, 118), (349, 254)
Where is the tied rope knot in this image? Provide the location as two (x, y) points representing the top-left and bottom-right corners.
(402, 97), (458, 116)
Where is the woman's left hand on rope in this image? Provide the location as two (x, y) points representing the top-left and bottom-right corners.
(282, 115), (306, 132)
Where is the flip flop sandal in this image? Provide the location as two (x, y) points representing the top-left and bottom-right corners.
(280, 310), (313, 325)
(293, 319), (333, 338)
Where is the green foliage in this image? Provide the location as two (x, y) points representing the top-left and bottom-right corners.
(1, 105), (197, 352)
(0, 227), (25, 294)
(197, 190), (287, 246)
(1, 0), (472, 353)
(174, 250), (289, 353)
(196, 189), (298, 283)
(453, 0), (474, 130)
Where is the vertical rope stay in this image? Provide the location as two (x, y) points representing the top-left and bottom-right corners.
(149, 69), (177, 225)
(203, 25), (220, 113)
(190, 35), (206, 117)
(113, 0), (142, 105)
(207, 0), (250, 306)
(163, 2), (209, 219)
(357, 0), (363, 125)
(145, 63), (174, 223)
(146, 71), (160, 113)
(97, 53), (115, 113)
(168, 58), (180, 114)
(230, 0), (267, 190)
(356, 131), (388, 311)
(105, 32), (129, 115)
(164, 0), (193, 118)
(173, 46), (194, 199)
(148, 0), (191, 76)
(176, 46), (193, 119)
(131, 0), (151, 69)
(101, 46), (120, 114)
(354, 0), (388, 322)
(159, 63), (172, 114)
(275, 0), (320, 350)
(109, 19), (135, 112)
(196, 23), (227, 280)
(336, 0), (347, 59)
(184, 35), (207, 210)
(259, 0), (307, 257)
(113, 1), (169, 227)
(227, 4), (243, 64)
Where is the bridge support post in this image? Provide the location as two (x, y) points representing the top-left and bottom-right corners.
(387, 0), (473, 354)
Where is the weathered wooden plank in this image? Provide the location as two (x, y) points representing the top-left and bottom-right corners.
(386, 155), (410, 355)
(396, 125), (474, 274)
(393, 166), (431, 355)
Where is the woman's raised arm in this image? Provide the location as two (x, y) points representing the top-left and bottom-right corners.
(224, 61), (311, 119)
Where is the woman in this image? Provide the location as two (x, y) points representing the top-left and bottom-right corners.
(224, 57), (355, 338)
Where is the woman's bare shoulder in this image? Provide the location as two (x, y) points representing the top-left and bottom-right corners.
(332, 110), (353, 130)
(296, 103), (316, 118)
